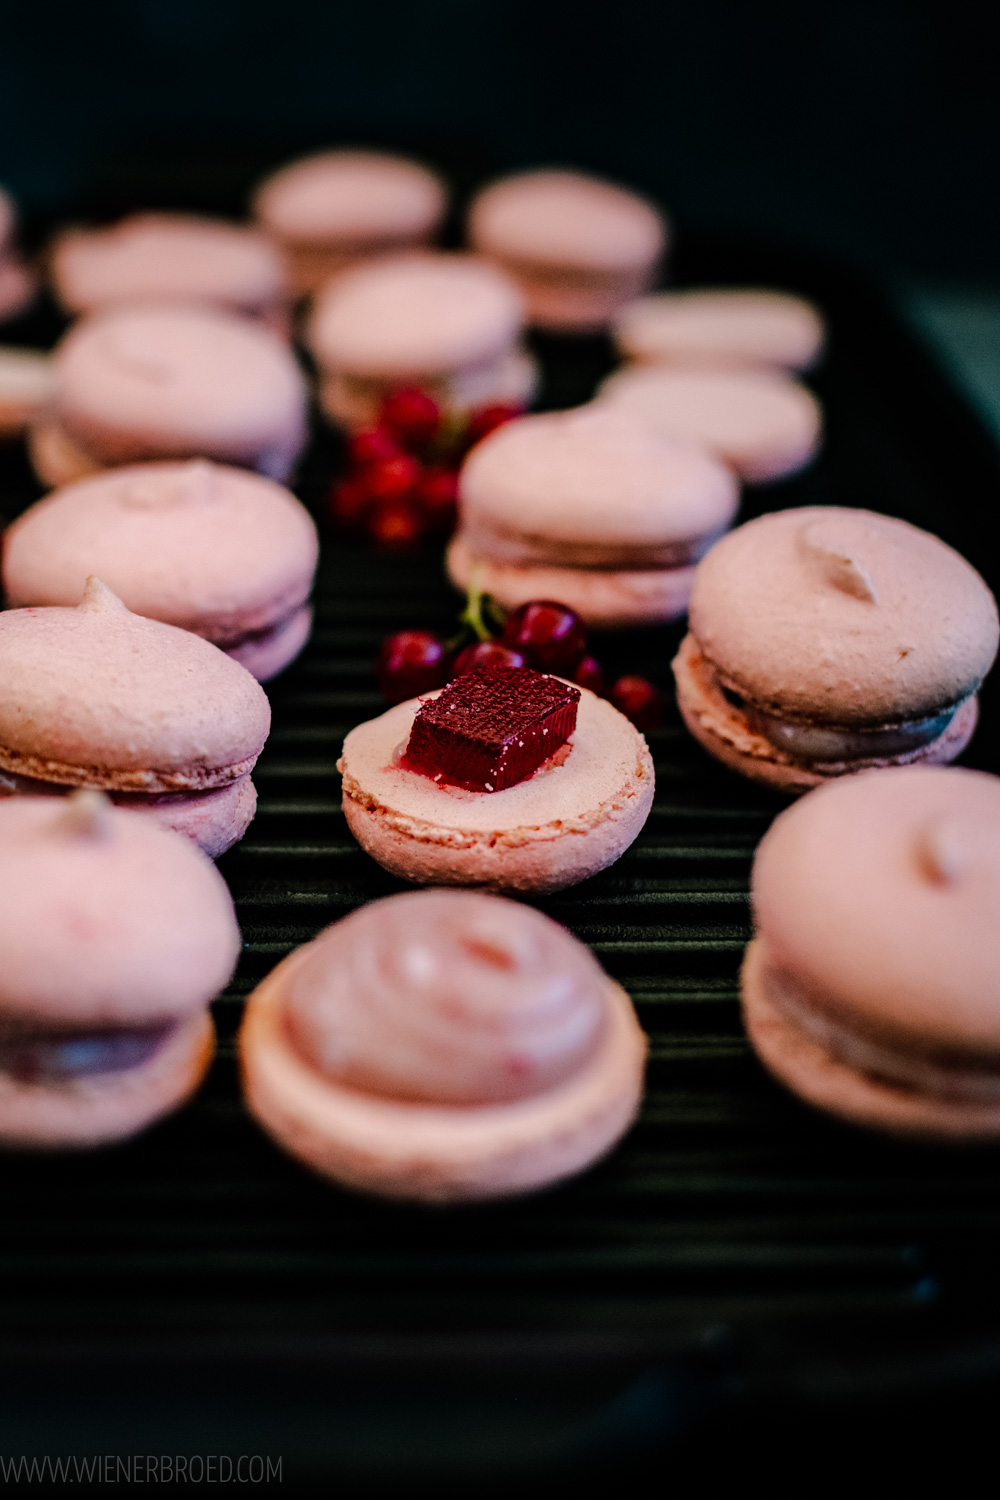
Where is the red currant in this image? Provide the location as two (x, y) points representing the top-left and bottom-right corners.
(416, 465), (459, 530)
(379, 387), (441, 448)
(366, 453), (421, 502)
(329, 474), (374, 530)
(377, 631), (449, 703)
(368, 497), (427, 548)
(573, 655), (608, 697)
(464, 403), (523, 449)
(452, 641), (526, 677)
(501, 600), (587, 676)
(611, 675), (664, 730)
(348, 426), (403, 469)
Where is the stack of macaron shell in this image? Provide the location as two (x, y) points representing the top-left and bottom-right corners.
(467, 169), (667, 332)
(597, 363), (822, 483)
(252, 150), (448, 297)
(447, 405), (739, 627)
(743, 766), (1000, 1140)
(239, 889), (648, 1201)
(0, 578), (271, 857)
(307, 253), (536, 431)
(338, 671), (654, 893)
(0, 185), (36, 324)
(3, 460), (319, 682)
(49, 213), (290, 330)
(29, 304), (309, 490)
(673, 507), (999, 793)
(613, 288), (826, 372)
(0, 792), (240, 1148)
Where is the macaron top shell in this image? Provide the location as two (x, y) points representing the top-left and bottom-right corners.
(459, 406), (738, 550)
(752, 766), (1000, 1059)
(51, 213), (288, 315)
(614, 288), (825, 370)
(308, 254), (524, 379)
(688, 507), (998, 725)
(469, 170), (667, 274)
(0, 579), (271, 789)
(0, 793), (240, 1025)
(53, 306), (307, 460)
(253, 150), (446, 246)
(3, 460), (319, 637)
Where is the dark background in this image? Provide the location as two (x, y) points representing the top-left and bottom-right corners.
(1, 0), (999, 280)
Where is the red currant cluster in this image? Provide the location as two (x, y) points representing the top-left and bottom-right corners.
(329, 387), (522, 548)
(377, 593), (665, 731)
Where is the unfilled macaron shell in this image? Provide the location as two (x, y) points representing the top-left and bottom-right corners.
(687, 507), (999, 725)
(614, 288), (826, 371)
(253, 151), (446, 246)
(468, 170), (667, 274)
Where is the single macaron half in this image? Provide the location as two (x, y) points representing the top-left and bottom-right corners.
(468, 169), (668, 332)
(447, 405), (739, 627)
(307, 252), (536, 431)
(29, 305), (308, 490)
(49, 213), (290, 330)
(339, 666), (654, 893)
(613, 288), (826, 372)
(3, 460), (319, 681)
(597, 365), (822, 483)
(673, 507), (998, 793)
(743, 766), (1000, 1140)
(252, 150), (447, 297)
(0, 791), (239, 1148)
(240, 889), (647, 1201)
(0, 577), (271, 856)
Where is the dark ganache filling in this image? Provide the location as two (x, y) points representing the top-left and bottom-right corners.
(404, 667), (581, 792)
(0, 1022), (176, 1083)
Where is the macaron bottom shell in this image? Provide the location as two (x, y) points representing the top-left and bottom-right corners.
(239, 947), (646, 1203)
(501, 262), (655, 333)
(673, 632), (979, 793)
(741, 940), (1000, 1141)
(0, 1008), (215, 1149)
(225, 604), (312, 682)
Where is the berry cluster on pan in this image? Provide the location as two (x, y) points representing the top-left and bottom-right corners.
(0, 144), (999, 1205)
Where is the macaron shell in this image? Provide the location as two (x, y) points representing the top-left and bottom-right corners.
(0, 584), (271, 791)
(447, 533), (697, 628)
(686, 508), (999, 724)
(0, 1009), (215, 1149)
(3, 461), (319, 643)
(742, 940), (1000, 1141)
(498, 266), (655, 333)
(226, 605), (312, 682)
(240, 946), (646, 1202)
(338, 688), (654, 893)
(598, 365), (821, 481)
(614, 289), (826, 371)
(27, 417), (105, 488)
(673, 630), (979, 791)
(253, 151), (446, 247)
(0, 349), (54, 437)
(116, 775), (258, 859)
(318, 347), (537, 431)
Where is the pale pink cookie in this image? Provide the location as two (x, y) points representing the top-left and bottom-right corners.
(0, 791), (239, 1148)
(743, 766), (1000, 1140)
(614, 288), (826, 372)
(0, 347), (54, 440)
(50, 213), (290, 329)
(30, 305), (308, 488)
(0, 577), (271, 856)
(468, 169), (668, 332)
(307, 252), (535, 430)
(338, 683), (654, 893)
(240, 889), (647, 1201)
(447, 405), (738, 626)
(597, 365), (822, 482)
(4, 460), (319, 681)
(673, 507), (998, 794)
(252, 150), (447, 297)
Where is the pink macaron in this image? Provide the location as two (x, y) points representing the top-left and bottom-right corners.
(3, 459), (319, 681)
(307, 252), (536, 430)
(49, 213), (290, 330)
(597, 364), (822, 482)
(0, 790), (239, 1148)
(468, 169), (668, 332)
(614, 288), (826, 371)
(338, 670), (654, 893)
(447, 405), (739, 627)
(743, 766), (1000, 1140)
(240, 889), (647, 1201)
(0, 576), (271, 856)
(673, 507), (998, 793)
(29, 305), (308, 489)
(252, 150), (448, 297)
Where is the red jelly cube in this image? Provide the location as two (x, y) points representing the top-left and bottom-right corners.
(405, 667), (581, 792)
